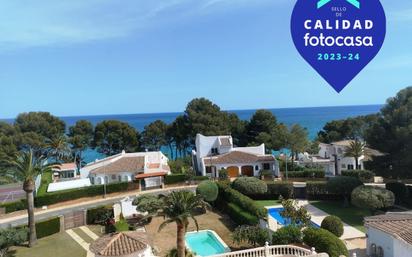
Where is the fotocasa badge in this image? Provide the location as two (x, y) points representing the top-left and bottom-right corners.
(291, 0), (386, 92)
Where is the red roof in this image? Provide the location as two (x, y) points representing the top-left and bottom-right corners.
(53, 163), (76, 171)
(135, 172), (167, 179)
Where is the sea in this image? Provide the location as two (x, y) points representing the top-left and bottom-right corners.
(2, 104), (382, 162)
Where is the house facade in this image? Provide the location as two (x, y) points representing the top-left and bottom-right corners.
(52, 163), (79, 181)
(299, 140), (369, 176)
(81, 150), (171, 189)
(365, 213), (412, 257)
(192, 134), (279, 178)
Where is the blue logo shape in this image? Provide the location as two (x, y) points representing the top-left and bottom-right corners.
(291, 0), (386, 92)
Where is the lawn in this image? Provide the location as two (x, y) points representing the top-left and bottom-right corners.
(310, 200), (371, 232)
(11, 231), (86, 257)
(254, 200), (281, 208)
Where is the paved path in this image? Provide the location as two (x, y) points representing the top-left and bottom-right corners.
(0, 185), (196, 229)
(66, 226), (99, 257)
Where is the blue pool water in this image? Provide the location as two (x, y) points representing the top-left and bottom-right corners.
(185, 230), (229, 256)
(268, 207), (320, 228)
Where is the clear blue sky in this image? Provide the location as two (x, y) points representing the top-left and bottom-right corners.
(0, 0), (411, 118)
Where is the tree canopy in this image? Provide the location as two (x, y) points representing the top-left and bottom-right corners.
(141, 120), (168, 151)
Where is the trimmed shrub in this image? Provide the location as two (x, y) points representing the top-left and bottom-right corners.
(217, 182), (266, 218)
(0, 200), (27, 213)
(342, 170), (375, 182)
(386, 182), (409, 204)
(306, 181), (341, 201)
(232, 177), (267, 196)
(321, 216), (344, 237)
(193, 176), (209, 181)
(36, 217), (60, 239)
(271, 225), (302, 245)
(114, 219), (130, 232)
(226, 203), (258, 225)
(232, 225), (271, 247)
(303, 228), (348, 257)
(267, 182), (294, 199)
(327, 176), (363, 204)
(35, 182), (130, 206)
(87, 205), (114, 225)
(196, 181), (218, 202)
(164, 174), (186, 184)
(351, 186), (395, 212)
(288, 169), (325, 178)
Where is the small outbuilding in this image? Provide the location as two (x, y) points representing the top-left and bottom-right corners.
(90, 232), (154, 257)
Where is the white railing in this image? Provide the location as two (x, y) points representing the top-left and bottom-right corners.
(210, 243), (317, 257)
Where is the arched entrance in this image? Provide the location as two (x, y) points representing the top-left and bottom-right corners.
(241, 166), (254, 177)
(227, 166), (239, 178)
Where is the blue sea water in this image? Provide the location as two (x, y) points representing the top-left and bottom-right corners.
(1, 104), (382, 162)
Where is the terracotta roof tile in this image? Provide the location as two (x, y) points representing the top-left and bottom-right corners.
(90, 232), (151, 256)
(365, 212), (412, 245)
(204, 151), (275, 165)
(90, 156), (145, 175)
(53, 163), (76, 171)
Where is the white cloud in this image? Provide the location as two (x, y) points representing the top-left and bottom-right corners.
(0, 0), (277, 52)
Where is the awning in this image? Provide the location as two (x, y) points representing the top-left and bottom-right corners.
(135, 172), (167, 180)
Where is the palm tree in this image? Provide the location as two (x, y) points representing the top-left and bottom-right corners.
(45, 135), (71, 163)
(8, 149), (56, 247)
(344, 139), (366, 170)
(158, 191), (209, 257)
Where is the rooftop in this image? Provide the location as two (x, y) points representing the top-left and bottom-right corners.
(90, 156), (145, 175)
(365, 212), (412, 245)
(53, 162), (76, 171)
(204, 151), (275, 165)
(89, 232), (151, 256)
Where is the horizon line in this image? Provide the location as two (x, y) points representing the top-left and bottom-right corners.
(0, 103), (383, 120)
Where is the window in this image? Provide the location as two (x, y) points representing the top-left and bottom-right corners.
(124, 175), (129, 182)
(211, 148), (219, 155)
(377, 246), (384, 257)
(263, 163), (270, 170)
(90, 177), (95, 184)
(255, 165), (259, 171)
(370, 244), (376, 256)
(338, 148), (343, 154)
(347, 164), (354, 170)
(111, 175), (116, 180)
(68, 172), (74, 178)
(118, 175), (122, 182)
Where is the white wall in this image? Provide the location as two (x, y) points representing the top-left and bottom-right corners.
(394, 237), (412, 257)
(367, 227), (395, 257)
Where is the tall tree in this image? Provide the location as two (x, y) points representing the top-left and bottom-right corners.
(7, 150), (55, 247)
(169, 116), (191, 157)
(68, 120), (94, 168)
(344, 139), (366, 170)
(93, 120), (139, 155)
(366, 87), (412, 178)
(14, 112), (65, 142)
(45, 135), (71, 163)
(141, 120), (168, 151)
(287, 124), (310, 170)
(158, 191), (209, 257)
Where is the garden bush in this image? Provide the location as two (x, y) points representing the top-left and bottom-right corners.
(114, 219), (130, 232)
(35, 217), (60, 239)
(0, 200), (27, 213)
(35, 182), (130, 206)
(217, 182), (266, 218)
(164, 174), (186, 184)
(288, 169), (325, 178)
(87, 205), (114, 224)
(267, 182), (294, 199)
(351, 186), (395, 213)
(196, 181), (218, 202)
(193, 176), (209, 181)
(303, 228), (348, 257)
(327, 176), (363, 205)
(321, 216), (344, 237)
(306, 181), (341, 201)
(226, 203), (258, 225)
(232, 225), (271, 247)
(386, 182), (409, 204)
(342, 170), (375, 182)
(271, 225), (302, 245)
(232, 177), (267, 196)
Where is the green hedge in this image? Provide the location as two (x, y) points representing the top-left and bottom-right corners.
(164, 174), (186, 184)
(217, 182), (266, 218)
(267, 182), (294, 199)
(306, 181), (342, 200)
(288, 169), (325, 178)
(36, 217), (60, 239)
(36, 171), (53, 196)
(386, 182), (409, 204)
(341, 170), (375, 182)
(303, 228), (348, 257)
(0, 200), (27, 213)
(35, 182), (130, 207)
(87, 205), (114, 225)
(226, 202), (258, 225)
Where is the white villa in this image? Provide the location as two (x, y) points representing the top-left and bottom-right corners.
(192, 134), (279, 178)
(81, 150), (171, 189)
(299, 140), (376, 176)
(365, 212), (412, 257)
(52, 163), (79, 181)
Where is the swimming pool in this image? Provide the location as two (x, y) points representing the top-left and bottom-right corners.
(185, 230), (230, 256)
(268, 207), (320, 228)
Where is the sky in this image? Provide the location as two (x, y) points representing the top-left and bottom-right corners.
(0, 0), (411, 118)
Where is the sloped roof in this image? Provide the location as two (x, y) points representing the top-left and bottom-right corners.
(219, 137), (232, 147)
(53, 163), (76, 171)
(365, 212), (412, 245)
(204, 151), (275, 165)
(90, 232), (151, 256)
(90, 156), (145, 175)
